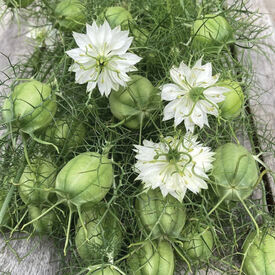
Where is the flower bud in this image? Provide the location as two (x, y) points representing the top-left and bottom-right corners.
(2, 80), (57, 134)
(55, 0), (86, 31)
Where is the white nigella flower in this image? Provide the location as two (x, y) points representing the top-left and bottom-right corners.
(26, 25), (58, 48)
(161, 58), (229, 132)
(66, 21), (142, 97)
(134, 134), (215, 201)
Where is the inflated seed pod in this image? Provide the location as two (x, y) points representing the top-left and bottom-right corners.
(2, 80), (57, 134)
(192, 14), (234, 49)
(55, 0), (86, 31)
(136, 189), (186, 239)
(56, 152), (113, 207)
(212, 143), (258, 201)
(86, 265), (123, 275)
(127, 240), (174, 275)
(109, 75), (160, 129)
(18, 158), (57, 206)
(216, 80), (244, 119)
(5, 0), (35, 8)
(75, 205), (122, 263)
(181, 221), (214, 261)
(105, 7), (132, 29)
(28, 205), (57, 235)
(44, 119), (86, 149)
(243, 229), (275, 275)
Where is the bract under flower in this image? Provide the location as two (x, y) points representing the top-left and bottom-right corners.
(66, 20), (142, 97)
(134, 134), (215, 201)
(161, 58), (229, 132)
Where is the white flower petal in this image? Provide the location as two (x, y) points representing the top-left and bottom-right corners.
(161, 83), (184, 101)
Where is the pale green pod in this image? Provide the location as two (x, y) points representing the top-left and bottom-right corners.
(216, 80), (244, 119)
(5, 0), (35, 8)
(127, 240), (174, 275)
(44, 119), (86, 149)
(18, 158), (57, 206)
(136, 188), (186, 239)
(55, 0), (86, 31)
(181, 222), (214, 261)
(75, 206), (122, 263)
(212, 143), (258, 201)
(109, 75), (160, 129)
(105, 7), (132, 29)
(86, 265), (123, 275)
(243, 229), (275, 275)
(55, 152), (113, 207)
(28, 205), (56, 235)
(2, 80), (56, 133)
(192, 14), (234, 49)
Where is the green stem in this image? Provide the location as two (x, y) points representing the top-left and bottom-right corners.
(77, 205), (88, 241)
(64, 204), (73, 256)
(0, 185), (14, 226)
(208, 191), (230, 216)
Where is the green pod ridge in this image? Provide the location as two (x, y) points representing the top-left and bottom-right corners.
(5, 0), (35, 8)
(216, 80), (244, 119)
(243, 229), (275, 275)
(212, 143), (258, 201)
(75, 206), (123, 263)
(28, 205), (56, 235)
(181, 222), (214, 261)
(136, 189), (186, 239)
(56, 152), (113, 207)
(2, 80), (57, 134)
(44, 119), (86, 149)
(192, 14), (234, 49)
(55, 0), (86, 31)
(109, 75), (161, 129)
(86, 266), (122, 275)
(105, 7), (132, 29)
(127, 240), (174, 275)
(18, 158), (57, 206)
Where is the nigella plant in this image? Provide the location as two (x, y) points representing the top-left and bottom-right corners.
(134, 133), (215, 201)
(66, 20), (142, 97)
(161, 58), (230, 132)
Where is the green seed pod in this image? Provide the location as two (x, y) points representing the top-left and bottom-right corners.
(132, 28), (149, 46)
(5, 0), (35, 8)
(127, 240), (174, 275)
(105, 7), (132, 29)
(243, 229), (275, 275)
(192, 14), (234, 49)
(109, 75), (160, 129)
(86, 265), (123, 275)
(181, 222), (214, 261)
(2, 80), (57, 134)
(44, 119), (86, 149)
(136, 189), (186, 239)
(18, 158), (57, 206)
(0, 192), (11, 228)
(217, 80), (244, 119)
(75, 205), (122, 263)
(56, 152), (113, 207)
(55, 0), (86, 31)
(28, 205), (56, 235)
(212, 143), (258, 201)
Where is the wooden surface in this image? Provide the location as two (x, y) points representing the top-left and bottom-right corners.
(0, 1), (275, 274)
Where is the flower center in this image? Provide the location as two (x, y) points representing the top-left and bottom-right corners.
(96, 56), (108, 71)
(189, 87), (205, 102)
(166, 149), (181, 163)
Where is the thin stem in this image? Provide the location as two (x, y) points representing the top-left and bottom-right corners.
(64, 204), (73, 256)
(208, 191), (230, 216)
(77, 205), (88, 241)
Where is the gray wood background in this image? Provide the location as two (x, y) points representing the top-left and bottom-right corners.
(0, 0), (274, 274)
